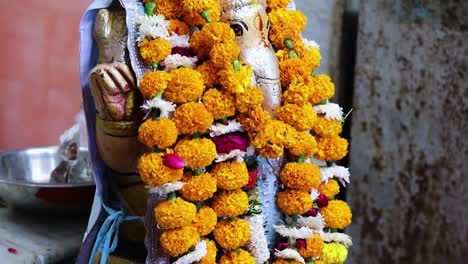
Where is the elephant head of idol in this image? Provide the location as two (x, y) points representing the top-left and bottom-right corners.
(219, 0), (281, 117)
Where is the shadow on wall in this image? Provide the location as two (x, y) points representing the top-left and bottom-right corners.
(0, 1), (89, 150)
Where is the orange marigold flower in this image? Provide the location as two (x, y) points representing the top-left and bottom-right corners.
(138, 153), (183, 186)
(280, 162), (321, 191)
(269, 10), (306, 49)
(298, 233), (325, 258)
(280, 58), (311, 87)
(282, 80), (313, 106)
(277, 103), (317, 131)
(202, 88), (237, 120)
(174, 102), (214, 134)
(276, 189), (312, 215)
(212, 189), (249, 217)
(182, 0), (221, 26)
(295, 41), (321, 71)
(314, 136), (348, 161)
(266, 0), (292, 10)
(212, 160), (249, 190)
(288, 131), (318, 158)
(250, 120), (295, 158)
(272, 260), (302, 264)
(168, 19), (190, 35)
(155, 0), (183, 19)
(309, 74), (335, 105)
(190, 22), (235, 57)
(318, 179), (341, 198)
(175, 138), (217, 169)
(165, 68), (206, 104)
(138, 118), (178, 149)
(180, 172), (217, 201)
(320, 200), (352, 229)
(139, 38), (172, 65)
(210, 40), (241, 68)
(219, 63), (254, 94)
(213, 218), (250, 249)
(154, 197), (196, 229)
(139, 70), (171, 98)
(219, 249), (255, 264)
(199, 239), (217, 264)
(235, 86), (264, 113)
(312, 116), (343, 138)
(197, 61), (220, 88)
(237, 106), (271, 132)
(192, 206), (217, 236)
(160, 226), (199, 257)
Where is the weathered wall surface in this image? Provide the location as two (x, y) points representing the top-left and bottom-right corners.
(348, 1), (468, 263)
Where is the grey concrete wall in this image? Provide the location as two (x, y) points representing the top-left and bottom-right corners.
(348, 1), (468, 263)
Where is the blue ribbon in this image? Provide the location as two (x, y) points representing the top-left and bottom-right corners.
(88, 203), (142, 264)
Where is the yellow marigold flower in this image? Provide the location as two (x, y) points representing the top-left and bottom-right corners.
(269, 10), (306, 49)
(165, 68), (205, 104)
(175, 138), (216, 169)
(251, 120), (295, 158)
(280, 162), (321, 191)
(182, 0), (221, 26)
(318, 179), (341, 199)
(155, 0), (183, 19)
(321, 243), (348, 264)
(276, 49), (289, 63)
(235, 86), (264, 113)
(210, 40), (241, 68)
(320, 200), (352, 229)
(168, 19), (190, 35)
(315, 261), (325, 264)
(197, 61), (220, 88)
(180, 172), (217, 201)
(174, 102), (214, 134)
(219, 63), (254, 94)
(238, 106), (271, 132)
(282, 80), (313, 106)
(267, 0), (292, 10)
(277, 103), (317, 132)
(314, 136), (348, 161)
(276, 189), (312, 215)
(288, 131), (318, 158)
(213, 218), (250, 249)
(139, 38), (172, 65)
(138, 153), (183, 186)
(192, 206), (217, 236)
(212, 189), (249, 217)
(160, 226), (199, 257)
(199, 239), (217, 264)
(139, 70), (171, 98)
(312, 116), (343, 138)
(154, 197), (196, 229)
(298, 233), (325, 258)
(309, 75), (335, 105)
(212, 160), (249, 190)
(202, 88), (236, 120)
(138, 118), (178, 149)
(219, 249), (255, 264)
(295, 41), (321, 71)
(280, 58), (311, 87)
(272, 260), (302, 264)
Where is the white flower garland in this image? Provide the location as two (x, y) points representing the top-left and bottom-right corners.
(322, 232), (353, 248)
(274, 248), (305, 263)
(303, 38), (320, 50)
(320, 165), (351, 186)
(172, 240), (207, 264)
(168, 34), (190, 48)
(244, 214), (270, 264)
(297, 214), (325, 234)
(313, 103), (343, 121)
(147, 182), (185, 195)
(273, 225), (314, 239)
(141, 98), (177, 119)
(137, 14), (169, 41)
(162, 54), (198, 71)
(215, 145), (255, 163)
(209, 120), (244, 137)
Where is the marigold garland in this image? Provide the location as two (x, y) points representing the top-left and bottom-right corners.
(139, 38), (172, 65)
(297, 233), (325, 258)
(279, 162), (321, 191)
(212, 160), (249, 190)
(320, 200), (352, 229)
(202, 88), (237, 120)
(269, 9), (306, 49)
(154, 197), (197, 229)
(138, 153), (183, 186)
(199, 239), (218, 264)
(213, 218), (251, 249)
(312, 116), (343, 138)
(155, 0), (183, 19)
(321, 243), (348, 264)
(180, 172), (217, 201)
(168, 19), (190, 35)
(210, 40), (241, 68)
(181, 0), (221, 26)
(235, 86), (264, 113)
(314, 136), (349, 161)
(175, 138), (217, 169)
(219, 63), (254, 94)
(139, 70), (171, 98)
(309, 74), (335, 105)
(192, 206), (218, 236)
(288, 131), (318, 158)
(238, 106), (271, 132)
(318, 179), (341, 199)
(276, 189), (312, 215)
(174, 102), (214, 134)
(266, 0), (292, 10)
(138, 118), (178, 149)
(271, 260), (302, 264)
(277, 103), (317, 132)
(197, 61), (220, 88)
(282, 80), (313, 106)
(219, 249), (256, 264)
(165, 68), (206, 104)
(212, 189), (249, 217)
(279, 58), (311, 87)
(160, 225), (199, 257)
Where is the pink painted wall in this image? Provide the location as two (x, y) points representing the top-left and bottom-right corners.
(0, 1), (90, 150)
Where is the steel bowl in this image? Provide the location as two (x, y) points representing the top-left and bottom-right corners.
(0, 146), (95, 215)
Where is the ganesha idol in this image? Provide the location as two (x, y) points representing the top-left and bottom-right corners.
(78, 0), (352, 263)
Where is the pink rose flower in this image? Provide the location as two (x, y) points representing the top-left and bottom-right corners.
(163, 153), (186, 169)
